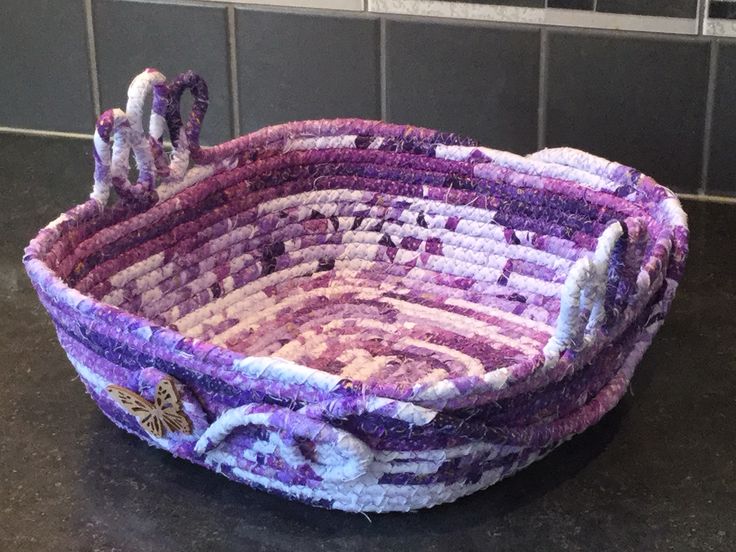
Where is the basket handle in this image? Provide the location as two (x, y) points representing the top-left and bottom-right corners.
(91, 69), (169, 206)
(159, 70), (209, 164)
(194, 403), (373, 482)
(125, 68), (168, 169)
(92, 108), (158, 206)
(91, 68), (210, 206)
(543, 221), (624, 367)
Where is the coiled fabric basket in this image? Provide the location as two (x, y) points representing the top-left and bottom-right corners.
(24, 69), (688, 512)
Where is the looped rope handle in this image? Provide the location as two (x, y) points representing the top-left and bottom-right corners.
(160, 70), (209, 164)
(91, 69), (167, 206)
(91, 68), (210, 206)
(543, 221), (625, 368)
(194, 404), (374, 482)
(92, 109), (158, 206)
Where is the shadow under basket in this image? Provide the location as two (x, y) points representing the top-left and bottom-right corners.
(24, 69), (688, 512)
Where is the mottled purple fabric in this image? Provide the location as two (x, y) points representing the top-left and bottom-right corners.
(23, 71), (688, 512)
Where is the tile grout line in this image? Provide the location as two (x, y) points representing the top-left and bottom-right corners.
(537, 28), (549, 152)
(700, 40), (719, 195)
(0, 127), (93, 140)
(227, 6), (241, 137)
(84, 0), (101, 118)
(380, 17), (388, 121)
(678, 192), (736, 204)
(697, 0), (708, 35)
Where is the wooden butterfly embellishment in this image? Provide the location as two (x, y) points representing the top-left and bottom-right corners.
(106, 378), (192, 438)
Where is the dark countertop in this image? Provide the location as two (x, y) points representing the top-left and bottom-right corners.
(2, 133), (734, 552)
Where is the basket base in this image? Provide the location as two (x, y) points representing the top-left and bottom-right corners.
(187, 263), (554, 393)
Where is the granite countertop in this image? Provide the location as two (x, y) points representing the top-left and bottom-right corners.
(2, 134), (734, 552)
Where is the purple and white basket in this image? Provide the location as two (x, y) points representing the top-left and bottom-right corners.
(24, 69), (688, 512)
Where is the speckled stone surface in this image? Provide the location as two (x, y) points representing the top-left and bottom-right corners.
(2, 133), (734, 551)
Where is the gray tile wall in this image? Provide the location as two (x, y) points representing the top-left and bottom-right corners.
(547, 0), (595, 10)
(236, 10), (381, 132)
(710, 1), (736, 19)
(2, 0), (736, 197)
(595, 0), (698, 19)
(385, 20), (540, 152)
(0, 0), (94, 133)
(447, 0), (545, 6)
(93, 0), (232, 144)
(546, 32), (710, 193)
(708, 43), (736, 195)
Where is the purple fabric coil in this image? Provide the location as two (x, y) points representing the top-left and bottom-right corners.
(23, 69), (688, 512)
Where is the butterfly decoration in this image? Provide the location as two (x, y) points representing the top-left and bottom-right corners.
(106, 378), (192, 438)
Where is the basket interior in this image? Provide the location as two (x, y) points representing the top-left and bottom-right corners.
(49, 129), (655, 391)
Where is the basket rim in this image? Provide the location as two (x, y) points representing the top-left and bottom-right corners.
(23, 117), (689, 409)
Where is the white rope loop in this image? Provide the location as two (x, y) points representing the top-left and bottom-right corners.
(126, 68), (168, 181)
(195, 404), (374, 482)
(543, 221), (624, 367)
(91, 68), (175, 206)
(91, 108), (129, 205)
(126, 68), (167, 143)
